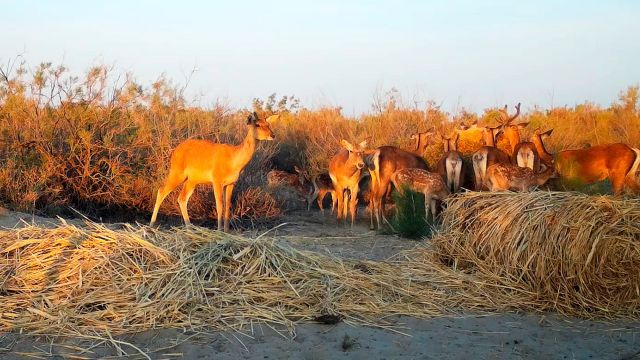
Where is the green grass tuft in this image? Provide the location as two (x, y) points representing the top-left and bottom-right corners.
(389, 185), (433, 240)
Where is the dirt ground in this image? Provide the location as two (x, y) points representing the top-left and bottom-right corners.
(1, 208), (640, 359)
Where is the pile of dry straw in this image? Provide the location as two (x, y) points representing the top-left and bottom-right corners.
(0, 191), (638, 339)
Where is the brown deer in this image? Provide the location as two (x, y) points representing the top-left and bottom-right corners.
(532, 129), (640, 194)
(150, 112), (275, 232)
(531, 128), (555, 167)
(484, 163), (557, 192)
(391, 168), (450, 221)
(472, 125), (511, 190)
(266, 166), (310, 202)
(436, 133), (465, 193)
(328, 139), (369, 227)
(367, 145), (429, 230)
(307, 173), (337, 214)
(497, 103), (526, 156)
(410, 127), (435, 156)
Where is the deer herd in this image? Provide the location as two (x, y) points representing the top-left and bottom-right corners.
(151, 106), (640, 232)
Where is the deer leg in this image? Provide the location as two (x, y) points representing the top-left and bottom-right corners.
(213, 181), (224, 231)
(341, 190), (350, 223)
(335, 186), (344, 220)
(611, 175), (625, 195)
(150, 173), (185, 226)
(317, 190), (327, 214)
(348, 184), (360, 228)
(223, 183), (235, 232)
(430, 197), (437, 222)
(177, 180), (196, 226)
(330, 191), (337, 214)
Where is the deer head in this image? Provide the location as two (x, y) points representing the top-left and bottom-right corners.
(340, 139), (368, 170)
(247, 112), (275, 141)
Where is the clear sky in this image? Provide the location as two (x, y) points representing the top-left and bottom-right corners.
(3, 0), (639, 115)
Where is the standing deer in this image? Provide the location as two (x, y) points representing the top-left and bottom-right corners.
(307, 173), (337, 214)
(436, 133), (465, 193)
(328, 139), (369, 227)
(532, 129), (640, 194)
(367, 145), (429, 230)
(472, 125), (511, 190)
(530, 128), (555, 167)
(497, 103), (526, 156)
(484, 163), (557, 192)
(391, 168), (450, 221)
(150, 112), (275, 232)
(410, 127), (435, 156)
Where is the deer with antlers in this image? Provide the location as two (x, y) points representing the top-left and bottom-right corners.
(532, 129), (640, 194)
(329, 139), (369, 227)
(471, 124), (511, 190)
(436, 133), (465, 193)
(150, 112), (275, 232)
(498, 103), (526, 156)
(484, 163), (557, 192)
(391, 168), (450, 221)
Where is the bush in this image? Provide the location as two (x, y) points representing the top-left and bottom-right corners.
(389, 186), (434, 239)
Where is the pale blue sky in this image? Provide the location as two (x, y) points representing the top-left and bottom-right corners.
(3, 0), (639, 114)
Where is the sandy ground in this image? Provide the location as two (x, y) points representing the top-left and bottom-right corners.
(1, 208), (640, 359)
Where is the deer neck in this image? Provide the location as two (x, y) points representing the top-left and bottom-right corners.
(233, 125), (257, 169)
(532, 136), (553, 162)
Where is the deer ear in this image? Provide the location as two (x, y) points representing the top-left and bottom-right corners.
(458, 123), (469, 131)
(542, 129), (553, 137)
(517, 122), (529, 129)
(341, 139), (354, 152)
(247, 112), (258, 125)
(358, 139), (368, 149)
(266, 114), (279, 123)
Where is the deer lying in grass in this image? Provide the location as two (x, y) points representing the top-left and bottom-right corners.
(472, 125), (511, 190)
(513, 141), (540, 172)
(391, 168), (450, 221)
(329, 139), (369, 227)
(266, 166), (312, 205)
(150, 112), (275, 232)
(484, 163), (557, 192)
(436, 133), (465, 193)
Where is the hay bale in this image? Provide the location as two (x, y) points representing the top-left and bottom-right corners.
(433, 191), (640, 317)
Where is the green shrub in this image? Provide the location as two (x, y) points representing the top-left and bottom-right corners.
(389, 185), (433, 240)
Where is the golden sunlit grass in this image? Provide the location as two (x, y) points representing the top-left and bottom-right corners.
(432, 191), (640, 317)
(2, 191), (639, 345)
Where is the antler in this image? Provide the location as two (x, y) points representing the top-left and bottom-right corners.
(508, 103), (521, 123)
(498, 103), (521, 125)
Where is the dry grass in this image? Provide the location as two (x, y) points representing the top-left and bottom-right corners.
(432, 191), (640, 317)
(2, 191), (639, 344)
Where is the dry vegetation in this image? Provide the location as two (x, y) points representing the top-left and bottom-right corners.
(1, 58), (639, 223)
(1, 190), (639, 344)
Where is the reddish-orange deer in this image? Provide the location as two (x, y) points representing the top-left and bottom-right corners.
(308, 173), (337, 214)
(532, 129), (640, 194)
(497, 103), (526, 156)
(150, 112), (275, 232)
(328, 139), (369, 227)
